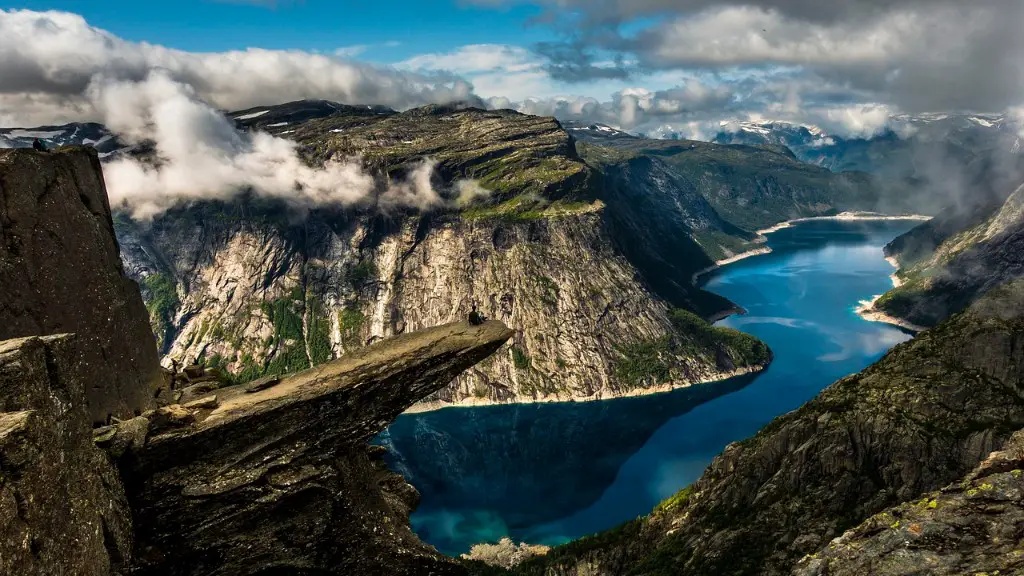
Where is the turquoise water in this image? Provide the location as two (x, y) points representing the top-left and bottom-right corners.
(376, 220), (919, 556)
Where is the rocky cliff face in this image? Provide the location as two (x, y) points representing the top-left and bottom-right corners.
(568, 125), (891, 231)
(512, 280), (1024, 576)
(116, 103), (770, 408)
(794, 427), (1024, 576)
(0, 335), (133, 576)
(0, 147), (164, 423)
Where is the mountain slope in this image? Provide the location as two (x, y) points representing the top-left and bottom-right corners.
(115, 102), (770, 408)
(875, 162), (1024, 327)
(569, 125), (891, 231)
(511, 279), (1024, 576)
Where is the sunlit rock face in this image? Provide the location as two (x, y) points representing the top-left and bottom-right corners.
(116, 103), (773, 409)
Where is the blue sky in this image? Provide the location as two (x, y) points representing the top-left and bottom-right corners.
(5, 0), (547, 60)
(0, 1), (1021, 136)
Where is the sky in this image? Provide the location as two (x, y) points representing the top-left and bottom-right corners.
(2, 0), (1024, 138)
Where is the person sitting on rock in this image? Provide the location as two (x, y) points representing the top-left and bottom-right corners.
(469, 304), (487, 326)
(32, 138), (47, 152)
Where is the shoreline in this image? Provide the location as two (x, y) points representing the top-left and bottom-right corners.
(854, 294), (927, 333)
(885, 257), (904, 288)
(756, 212), (931, 236)
(691, 247), (773, 284)
(403, 363), (768, 415)
(854, 254), (925, 332)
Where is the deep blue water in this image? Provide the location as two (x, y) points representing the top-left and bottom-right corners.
(376, 220), (919, 556)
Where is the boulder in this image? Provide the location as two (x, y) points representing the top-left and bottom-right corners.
(0, 148), (164, 423)
(177, 382), (220, 404)
(0, 335), (132, 576)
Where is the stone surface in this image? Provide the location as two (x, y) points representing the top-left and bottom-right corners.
(515, 280), (1024, 576)
(0, 335), (132, 576)
(794, 429), (1024, 576)
(125, 320), (513, 575)
(0, 148), (164, 423)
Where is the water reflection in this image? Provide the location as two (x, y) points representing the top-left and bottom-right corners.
(377, 374), (755, 556)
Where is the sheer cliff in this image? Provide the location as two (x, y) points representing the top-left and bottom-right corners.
(116, 103), (771, 408)
(0, 147), (164, 423)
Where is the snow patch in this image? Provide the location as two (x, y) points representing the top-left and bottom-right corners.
(234, 110), (269, 120)
(266, 122), (289, 127)
(5, 129), (64, 139)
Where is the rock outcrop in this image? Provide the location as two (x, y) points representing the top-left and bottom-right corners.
(514, 280), (1024, 576)
(120, 320), (513, 575)
(794, 428), (1024, 576)
(0, 335), (132, 576)
(0, 148), (164, 423)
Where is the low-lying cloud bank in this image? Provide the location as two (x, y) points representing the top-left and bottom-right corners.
(94, 72), (487, 219)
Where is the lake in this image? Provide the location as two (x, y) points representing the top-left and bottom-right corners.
(375, 219), (920, 556)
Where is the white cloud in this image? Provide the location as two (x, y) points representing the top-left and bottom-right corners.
(0, 9), (480, 127)
(90, 71), (465, 218)
(399, 44), (538, 75)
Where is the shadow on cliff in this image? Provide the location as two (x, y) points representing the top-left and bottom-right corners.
(375, 373), (758, 555)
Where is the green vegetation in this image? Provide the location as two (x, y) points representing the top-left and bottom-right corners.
(261, 296), (304, 342)
(512, 347), (532, 371)
(614, 339), (672, 388)
(462, 196), (602, 221)
(142, 273), (180, 348)
(306, 297), (333, 366)
(669, 309), (771, 365)
(612, 310), (770, 390)
(654, 486), (694, 516)
(349, 260), (378, 287)
(515, 518), (645, 576)
(537, 275), (560, 307)
(338, 307), (365, 348)
(143, 274), (179, 325)
(691, 230), (758, 263)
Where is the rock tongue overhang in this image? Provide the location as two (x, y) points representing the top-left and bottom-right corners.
(145, 319), (513, 451)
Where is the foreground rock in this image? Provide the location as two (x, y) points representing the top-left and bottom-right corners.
(0, 335), (132, 576)
(120, 320), (513, 575)
(795, 429), (1024, 576)
(0, 148), (164, 423)
(515, 280), (1024, 576)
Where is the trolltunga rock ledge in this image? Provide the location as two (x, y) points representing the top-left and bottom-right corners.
(122, 319), (513, 576)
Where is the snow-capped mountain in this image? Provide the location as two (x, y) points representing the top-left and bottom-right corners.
(709, 113), (1022, 177)
(0, 122), (124, 155)
(561, 121), (634, 141)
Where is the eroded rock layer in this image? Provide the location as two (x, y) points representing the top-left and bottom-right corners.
(124, 320), (514, 576)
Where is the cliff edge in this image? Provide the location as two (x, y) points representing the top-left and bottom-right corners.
(0, 147), (164, 423)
